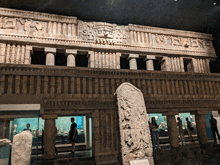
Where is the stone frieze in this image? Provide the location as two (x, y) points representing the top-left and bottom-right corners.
(0, 16), (46, 34)
(77, 21), (130, 45)
(0, 7), (216, 57)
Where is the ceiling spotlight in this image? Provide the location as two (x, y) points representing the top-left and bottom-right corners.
(213, 0), (220, 6)
(174, 0), (177, 1)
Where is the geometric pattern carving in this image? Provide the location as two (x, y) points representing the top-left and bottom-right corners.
(78, 21), (130, 45)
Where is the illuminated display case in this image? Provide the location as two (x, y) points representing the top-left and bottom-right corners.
(0, 104), (42, 165)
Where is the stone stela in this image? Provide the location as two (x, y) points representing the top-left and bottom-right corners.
(115, 83), (153, 165)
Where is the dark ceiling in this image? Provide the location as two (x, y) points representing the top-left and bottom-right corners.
(1, 0), (220, 72)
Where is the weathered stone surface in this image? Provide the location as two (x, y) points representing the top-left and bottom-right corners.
(115, 82), (153, 165)
(11, 131), (33, 165)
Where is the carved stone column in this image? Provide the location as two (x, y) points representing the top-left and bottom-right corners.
(0, 43), (6, 63)
(88, 51), (95, 68)
(45, 47), (56, 66)
(145, 55), (156, 71)
(42, 114), (58, 159)
(24, 45), (33, 64)
(116, 52), (121, 69)
(85, 114), (91, 150)
(0, 119), (12, 139)
(165, 112), (180, 148)
(128, 54), (139, 70)
(66, 49), (77, 67)
(193, 111), (208, 146)
(192, 58), (200, 73)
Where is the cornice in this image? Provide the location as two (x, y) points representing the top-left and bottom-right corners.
(129, 24), (213, 40)
(0, 7), (77, 24)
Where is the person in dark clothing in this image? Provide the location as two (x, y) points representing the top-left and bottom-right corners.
(69, 118), (77, 155)
(23, 123), (32, 132)
(150, 117), (160, 150)
(209, 115), (220, 144)
(177, 117), (185, 146)
(186, 117), (194, 144)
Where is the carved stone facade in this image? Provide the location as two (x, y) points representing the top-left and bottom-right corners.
(0, 7), (219, 165)
(115, 83), (153, 165)
(0, 7), (216, 70)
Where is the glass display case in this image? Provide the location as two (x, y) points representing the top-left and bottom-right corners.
(0, 104), (42, 165)
(149, 113), (197, 137)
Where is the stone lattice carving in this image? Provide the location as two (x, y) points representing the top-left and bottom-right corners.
(115, 82), (153, 165)
(78, 21), (130, 45)
(11, 131), (33, 165)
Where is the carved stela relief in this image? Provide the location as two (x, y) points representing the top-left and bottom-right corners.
(115, 83), (153, 165)
(78, 21), (130, 45)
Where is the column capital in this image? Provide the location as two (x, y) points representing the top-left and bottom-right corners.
(128, 54), (139, 59)
(162, 111), (179, 116)
(145, 55), (156, 60)
(41, 114), (58, 120)
(190, 110), (207, 115)
(65, 49), (77, 55)
(45, 47), (56, 54)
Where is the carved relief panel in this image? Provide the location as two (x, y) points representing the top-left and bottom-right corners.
(78, 21), (130, 45)
(0, 16), (46, 35)
(129, 24), (215, 55)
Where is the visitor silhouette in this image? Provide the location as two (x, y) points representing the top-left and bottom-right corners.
(69, 118), (77, 156)
(23, 123), (32, 132)
(209, 115), (220, 144)
(186, 117), (194, 144)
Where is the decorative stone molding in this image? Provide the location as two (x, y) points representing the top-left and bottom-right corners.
(0, 7), (77, 24)
(128, 24), (212, 39)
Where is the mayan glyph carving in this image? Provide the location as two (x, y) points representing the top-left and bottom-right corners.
(115, 83), (153, 165)
(129, 24), (215, 53)
(132, 31), (213, 50)
(0, 17), (17, 29)
(0, 16), (45, 34)
(78, 21), (130, 45)
(18, 18), (44, 31)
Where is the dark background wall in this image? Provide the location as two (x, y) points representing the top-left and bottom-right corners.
(1, 0), (219, 72)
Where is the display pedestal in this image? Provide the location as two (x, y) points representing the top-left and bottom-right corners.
(130, 157), (154, 165)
